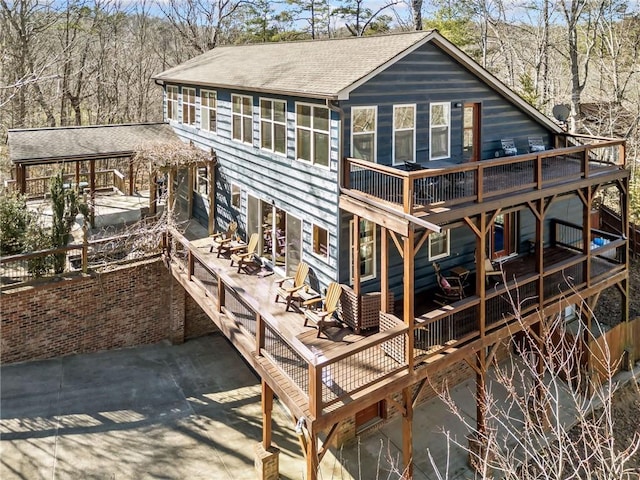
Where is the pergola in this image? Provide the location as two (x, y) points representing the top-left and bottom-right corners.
(7, 122), (179, 194)
(7, 123), (181, 224)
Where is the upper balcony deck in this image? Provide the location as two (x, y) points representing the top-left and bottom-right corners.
(341, 134), (626, 226)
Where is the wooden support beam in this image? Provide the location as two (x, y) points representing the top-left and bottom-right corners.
(353, 215), (361, 297)
(401, 387), (413, 479)
(412, 378), (427, 409)
(128, 160), (134, 195)
(89, 159), (96, 227)
(463, 216), (481, 238)
(414, 230), (431, 257)
(485, 342), (501, 367)
(208, 160), (215, 235)
(306, 428), (318, 480)
(149, 172), (157, 215)
(390, 231), (404, 259)
(476, 349), (488, 436)
(464, 357), (482, 376)
(387, 397), (406, 417)
(262, 380), (273, 448)
(318, 423), (339, 463)
(381, 227), (390, 313)
(403, 230), (415, 370)
(526, 201), (542, 221)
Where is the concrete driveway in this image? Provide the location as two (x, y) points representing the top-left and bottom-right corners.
(1, 334), (345, 480)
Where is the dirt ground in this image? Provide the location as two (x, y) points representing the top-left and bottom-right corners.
(592, 257), (640, 470)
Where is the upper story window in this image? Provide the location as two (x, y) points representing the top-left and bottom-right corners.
(430, 102), (450, 160)
(182, 87), (196, 126)
(351, 106), (377, 162)
(393, 104), (416, 165)
(232, 94), (253, 144)
(201, 90), (217, 132)
(260, 99), (287, 155)
(166, 85), (178, 121)
(350, 218), (376, 281)
(296, 103), (329, 167)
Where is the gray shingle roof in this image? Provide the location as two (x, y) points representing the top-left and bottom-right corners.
(8, 123), (179, 164)
(153, 31), (434, 99)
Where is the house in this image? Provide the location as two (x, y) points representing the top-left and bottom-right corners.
(153, 31), (630, 479)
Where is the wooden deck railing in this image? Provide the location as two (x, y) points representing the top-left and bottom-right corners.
(342, 137), (625, 216)
(165, 229), (410, 418)
(3, 169), (129, 198)
(0, 231), (153, 288)
(407, 224), (626, 361)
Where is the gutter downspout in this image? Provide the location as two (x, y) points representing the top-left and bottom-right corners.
(327, 98), (345, 283)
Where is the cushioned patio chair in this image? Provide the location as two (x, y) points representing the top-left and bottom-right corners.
(210, 221), (238, 254)
(274, 262), (310, 311)
(304, 282), (342, 338)
(230, 233), (259, 273)
(528, 136), (546, 153)
(433, 262), (465, 305)
(501, 138), (518, 156)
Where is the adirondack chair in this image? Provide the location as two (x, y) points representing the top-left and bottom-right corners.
(210, 221), (238, 254)
(304, 282), (342, 338)
(230, 233), (259, 273)
(274, 262), (311, 311)
(433, 262), (465, 305)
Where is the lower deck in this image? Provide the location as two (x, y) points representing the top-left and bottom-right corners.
(167, 224), (626, 430)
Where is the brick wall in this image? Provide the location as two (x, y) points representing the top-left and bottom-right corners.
(1, 259), (177, 364)
(185, 295), (218, 339)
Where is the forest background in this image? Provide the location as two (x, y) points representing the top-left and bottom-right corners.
(1, 0), (639, 213)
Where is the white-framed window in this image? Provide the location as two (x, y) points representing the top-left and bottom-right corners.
(166, 85), (179, 121)
(296, 103), (330, 167)
(430, 102), (450, 160)
(182, 87), (196, 126)
(232, 94), (253, 144)
(428, 230), (450, 260)
(351, 106), (377, 162)
(231, 184), (241, 209)
(194, 165), (208, 195)
(260, 98), (287, 155)
(350, 218), (376, 281)
(312, 224), (329, 258)
(201, 90), (217, 132)
(393, 104), (416, 165)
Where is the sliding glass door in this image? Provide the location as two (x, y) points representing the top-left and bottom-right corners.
(247, 195), (301, 275)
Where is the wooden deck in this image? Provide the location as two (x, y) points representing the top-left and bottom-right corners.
(167, 221), (626, 429)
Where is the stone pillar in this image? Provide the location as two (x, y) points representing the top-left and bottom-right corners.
(254, 443), (279, 480)
(169, 276), (186, 344)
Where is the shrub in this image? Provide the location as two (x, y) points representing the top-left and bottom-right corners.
(0, 192), (32, 255)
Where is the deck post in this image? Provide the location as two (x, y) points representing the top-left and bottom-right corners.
(89, 159), (96, 227)
(582, 187), (592, 288)
(208, 158), (215, 235)
(621, 175), (630, 325)
(381, 226), (389, 312)
(256, 382), (280, 480)
(217, 276), (225, 313)
(403, 229), (415, 369)
(149, 172), (157, 215)
(128, 160), (134, 195)
(353, 215), (361, 297)
(401, 386), (413, 479)
(262, 380), (273, 448)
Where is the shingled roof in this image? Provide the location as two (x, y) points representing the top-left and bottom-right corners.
(152, 31), (562, 132)
(8, 123), (179, 165)
(153, 31), (434, 99)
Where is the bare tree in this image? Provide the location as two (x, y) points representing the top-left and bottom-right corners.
(156, 0), (245, 55)
(430, 294), (639, 479)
